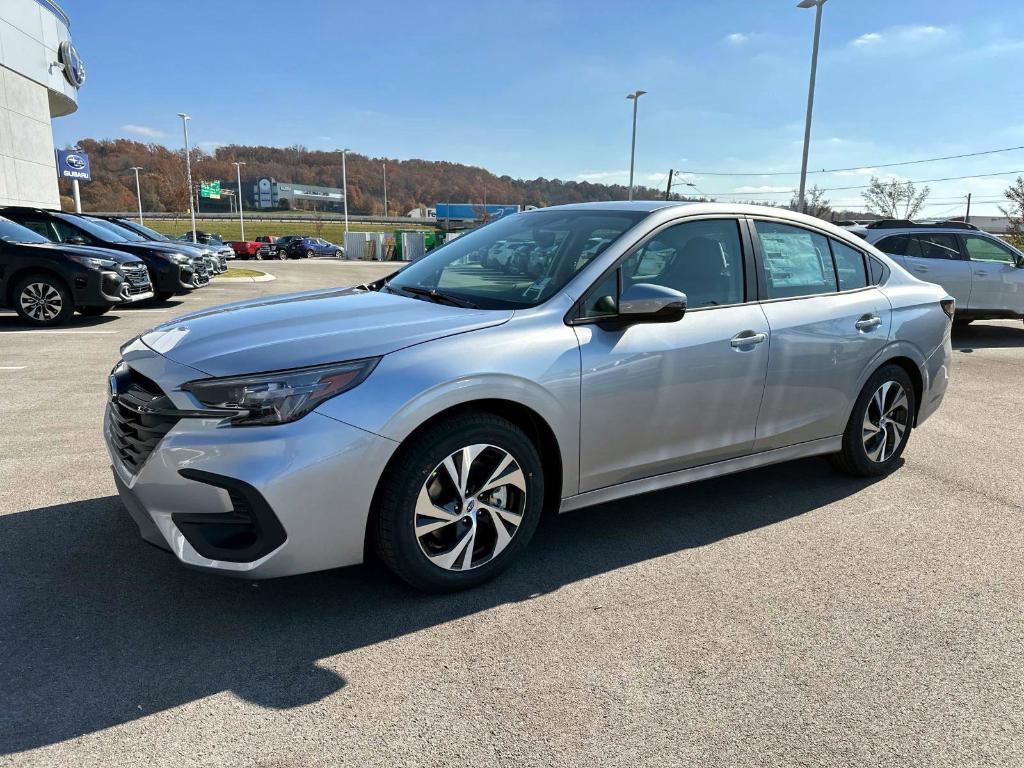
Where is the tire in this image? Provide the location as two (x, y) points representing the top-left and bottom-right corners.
(76, 305), (111, 316)
(153, 290), (175, 303)
(278, 250), (288, 261)
(13, 274), (74, 327)
(830, 364), (915, 477)
(373, 412), (545, 592)
(305, 249), (314, 259)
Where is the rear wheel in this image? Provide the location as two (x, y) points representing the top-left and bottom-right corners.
(374, 412), (544, 592)
(14, 275), (73, 326)
(305, 249), (314, 259)
(830, 364), (915, 477)
(278, 250), (288, 261)
(76, 305), (111, 316)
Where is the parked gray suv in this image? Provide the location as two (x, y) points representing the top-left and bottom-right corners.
(105, 202), (953, 591)
(853, 221), (1024, 328)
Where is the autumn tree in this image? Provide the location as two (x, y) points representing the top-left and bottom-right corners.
(861, 177), (930, 219)
(790, 185), (832, 220)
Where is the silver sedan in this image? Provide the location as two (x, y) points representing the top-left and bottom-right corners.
(104, 202), (953, 591)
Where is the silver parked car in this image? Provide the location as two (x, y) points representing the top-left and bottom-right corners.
(105, 202), (953, 591)
(853, 220), (1024, 328)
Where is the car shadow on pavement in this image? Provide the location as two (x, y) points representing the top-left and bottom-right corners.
(0, 313), (120, 331)
(0, 457), (885, 755)
(953, 322), (1024, 351)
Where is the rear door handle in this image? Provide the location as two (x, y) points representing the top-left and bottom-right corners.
(730, 331), (768, 347)
(975, 270), (988, 277)
(912, 266), (929, 273)
(855, 315), (882, 331)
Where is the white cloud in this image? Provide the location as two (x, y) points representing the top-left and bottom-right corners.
(121, 124), (163, 138)
(575, 170), (628, 182)
(851, 25), (948, 51)
(834, 167), (878, 177)
(724, 32), (750, 45)
(734, 185), (794, 194)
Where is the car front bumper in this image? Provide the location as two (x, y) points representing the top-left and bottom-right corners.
(103, 346), (398, 578)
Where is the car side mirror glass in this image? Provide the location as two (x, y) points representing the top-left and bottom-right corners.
(598, 283), (686, 329)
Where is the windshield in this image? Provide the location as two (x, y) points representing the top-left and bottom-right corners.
(55, 213), (128, 242)
(118, 219), (170, 241)
(86, 217), (147, 242)
(0, 216), (49, 244)
(387, 210), (646, 309)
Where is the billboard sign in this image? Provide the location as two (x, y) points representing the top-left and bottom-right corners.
(55, 149), (91, 181)
(434, 203), (520, 222)
(199, 180), (221, 199)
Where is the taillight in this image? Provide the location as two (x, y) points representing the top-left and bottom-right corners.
(940, 298), (955, 320)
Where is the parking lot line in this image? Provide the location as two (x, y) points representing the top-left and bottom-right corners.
(0, 366), (26, 370)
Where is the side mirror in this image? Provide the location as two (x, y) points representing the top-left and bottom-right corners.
(599, 283), (687, 330)
(67, 235), (88, 245)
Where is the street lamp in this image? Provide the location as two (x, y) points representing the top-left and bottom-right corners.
(626, 90), (647, 201)
(129, 166), (144, 224)
(232, 161), (246, 241)
(177, 112), (197, 242)
(341, 148), (350, 234)
(382, 162), (388, 217)
(796, 0), (827, 214)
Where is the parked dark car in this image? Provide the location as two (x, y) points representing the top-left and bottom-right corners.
(176, 230), (233, 271)
(101, 218), (227, 275)
(0, 207), (206, 301)
(254, 235), (284, 260)
(277, 235), (344, 259)
(0, 215), (153, 326)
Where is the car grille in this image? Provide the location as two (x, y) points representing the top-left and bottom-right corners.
(120, 264), (152, 294)
(107, 367), (181, 474)
(193, 261), (210, 285)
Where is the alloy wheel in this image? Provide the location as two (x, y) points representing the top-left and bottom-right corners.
(20, 282), (63, 321)
(862, 380), (909, 463)
(415, 443), (527, 571)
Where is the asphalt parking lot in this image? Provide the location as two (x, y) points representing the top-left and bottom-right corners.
(1, 260), (1022, 767)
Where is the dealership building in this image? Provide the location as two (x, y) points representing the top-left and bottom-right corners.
(251, 176), (345, 211)
(0, 0), (82, 209)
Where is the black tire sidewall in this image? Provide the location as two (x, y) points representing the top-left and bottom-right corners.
(376, 415), (544, 592)
(13, 275), (73, 326)
(844, 365), (916, 476)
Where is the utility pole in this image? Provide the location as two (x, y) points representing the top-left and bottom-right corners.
(664, 169), (674, 201)
(233, 161), (246, 240)
(130, 166), (144, 224)
(177, 113), (197, 242)
(965, 193), (972, 224)
(626, 90), (646, 201)
(382, 162), (388, 217)
(796, 0), (827, 213)
(341, 148), (350, 234)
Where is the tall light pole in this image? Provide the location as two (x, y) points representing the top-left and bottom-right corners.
(382, 162), (388, 217)
(233, 161), (246, 240)
(796, 0), (827, 213)
(626, 90), (647, 201)
(177, 112), (197, 242)
(129, 166), (144, 224)
(341, 148), (350, 234)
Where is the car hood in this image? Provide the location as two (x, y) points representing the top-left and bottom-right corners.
(141, 287), (513, 377)
(21, 241), (144, 264)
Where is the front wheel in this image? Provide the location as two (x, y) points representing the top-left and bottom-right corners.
(77, 305), (111, 316)
(373, 412), (544, 592)
(278, 250), (288, 261)
(830, 364), (915, 477)
(305, 249), (314, 259)
(14, 275), (74, 326)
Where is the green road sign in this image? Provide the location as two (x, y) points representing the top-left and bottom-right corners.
(199, 180), (221, 199)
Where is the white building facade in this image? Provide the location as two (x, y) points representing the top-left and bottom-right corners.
(0, 0), (81, 209)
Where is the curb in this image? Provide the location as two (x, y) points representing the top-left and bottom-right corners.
(216, 272), (276, 283)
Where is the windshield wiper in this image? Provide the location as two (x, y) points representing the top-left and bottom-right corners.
(392, 284), (478, 308)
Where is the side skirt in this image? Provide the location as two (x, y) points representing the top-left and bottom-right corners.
(558, 436), (842, 513)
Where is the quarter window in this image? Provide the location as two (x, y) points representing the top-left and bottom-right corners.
(755, 221), (837, 298)
(961, 234), (1018, 264)
(830, 239), (868, 290)
(620, 218), (745, 308)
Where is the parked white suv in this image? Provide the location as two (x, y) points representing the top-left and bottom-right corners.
(853, 221), (1024, 328)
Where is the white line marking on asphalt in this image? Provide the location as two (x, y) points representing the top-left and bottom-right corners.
(0, 366), (26, 370)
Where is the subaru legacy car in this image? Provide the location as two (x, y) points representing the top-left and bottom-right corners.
(105, 202), (952, 591)
(851, 220), (1024, 329)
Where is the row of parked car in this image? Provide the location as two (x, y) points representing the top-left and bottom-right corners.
(227, 234), (345, 260)
(0, 207), (235, 327)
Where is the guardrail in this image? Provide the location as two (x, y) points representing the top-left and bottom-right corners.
(92, 212), (438, 226)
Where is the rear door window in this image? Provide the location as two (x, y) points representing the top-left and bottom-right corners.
(754, 220), (837, 299)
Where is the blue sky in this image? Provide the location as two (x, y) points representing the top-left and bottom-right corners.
(56, 0), (1024, 214)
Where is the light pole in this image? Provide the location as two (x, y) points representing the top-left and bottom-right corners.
(233, 161), (246, 240)
(341, 148), (350, 234)
(177, 112), (197, 242)
(129, 166), (144, 224)
(626, 90), (646, 201)
(382, 162), (388, 217)
(796, 0), (827, 213)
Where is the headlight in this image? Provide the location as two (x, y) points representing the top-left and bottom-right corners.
(182, 358), (380, 426)
(66, 253), (116, 270)
(169, 253), (191, 264)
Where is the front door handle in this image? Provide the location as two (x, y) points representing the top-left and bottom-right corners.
(855, 315), (882, 331)
(975, 270), (988, 277)
(730, 331), (768, 347)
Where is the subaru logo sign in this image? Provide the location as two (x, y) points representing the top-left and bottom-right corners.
(58, 40), (86, 88)
(56, 149), (91, 181)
